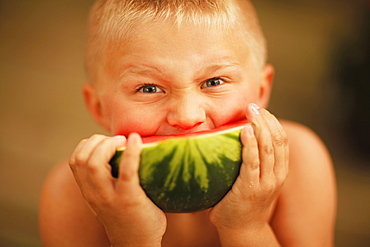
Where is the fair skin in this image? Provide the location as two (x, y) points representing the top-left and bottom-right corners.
(39, 19), (336, 247)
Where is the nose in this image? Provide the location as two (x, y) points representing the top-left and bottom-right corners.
(167, 95), (206, 130)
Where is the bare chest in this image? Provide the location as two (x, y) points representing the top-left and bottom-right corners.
(162, 210), (221, 247)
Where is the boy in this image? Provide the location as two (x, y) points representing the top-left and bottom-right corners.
(39, 0), (336, 246)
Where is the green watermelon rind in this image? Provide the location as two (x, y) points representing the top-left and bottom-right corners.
(109, 126), (243, 213)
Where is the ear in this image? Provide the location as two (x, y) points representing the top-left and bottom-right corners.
(257, 64), (274, 108)
(82, 83), (111, 131)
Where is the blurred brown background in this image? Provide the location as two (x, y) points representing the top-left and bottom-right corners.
(1, 0), (369, 246)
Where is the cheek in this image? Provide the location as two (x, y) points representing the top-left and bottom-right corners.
(220, 88), (259, 121)
(97, 90), (158, 136)
(109, 104), (165, 136)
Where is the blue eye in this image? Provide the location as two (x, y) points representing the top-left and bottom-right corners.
(137, 84), (164, 93)
(202, 78), (225, 88)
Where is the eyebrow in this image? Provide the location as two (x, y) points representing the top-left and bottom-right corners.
(198, 55), (242, 74)
(119, 56), (242, 79)
(202, 61), (241, 74)
(119, 65), (161, 78)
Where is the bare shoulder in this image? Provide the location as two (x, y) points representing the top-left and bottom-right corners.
(280, 119), (329, 151)
(39, 161), (109, 246)
(280, 119), (335, 177)
(271, 120), (336, 246)
(280, 119), (336, 198)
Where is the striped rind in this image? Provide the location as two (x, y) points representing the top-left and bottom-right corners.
(109, 122), (245, 213)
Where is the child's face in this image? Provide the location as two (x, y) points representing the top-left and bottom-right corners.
(85, 21), (273, 137)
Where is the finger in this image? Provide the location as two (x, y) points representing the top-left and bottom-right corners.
(247, 104), (275, 181)
(261, 111), (289, 182)
(86, 136), (127, 191)
(71, 134), (109, 169)
(69, 135), (109, 185)
(69, 138), (88, 170)
(240, 123), (260, 187)
(69, 139), (89, 189)
(72, 136), (126, 205)
(116, 133), (143, 195)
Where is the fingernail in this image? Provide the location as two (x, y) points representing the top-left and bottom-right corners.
(249, 103), (260, 115)
(128, 133), (141, 145)
(114, 135), (126, 147)
(114, 135), (126, 142)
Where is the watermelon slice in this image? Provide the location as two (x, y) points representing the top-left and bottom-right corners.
(109, 120), (247, 213)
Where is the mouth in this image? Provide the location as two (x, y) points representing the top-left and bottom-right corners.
(141, 119), (247, 144)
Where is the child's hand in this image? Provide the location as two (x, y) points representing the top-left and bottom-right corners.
(209, 104), (289, 237)
(69, 133), (166, 247)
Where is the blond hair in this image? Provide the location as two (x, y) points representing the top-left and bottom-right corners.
(85, 0), (267, 83)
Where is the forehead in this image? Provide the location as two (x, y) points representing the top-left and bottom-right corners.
(103, 20), (254, 78)
(120, 19), (246, 53)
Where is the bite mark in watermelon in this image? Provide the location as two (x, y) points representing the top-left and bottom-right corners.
(109, 120), (247, 213)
